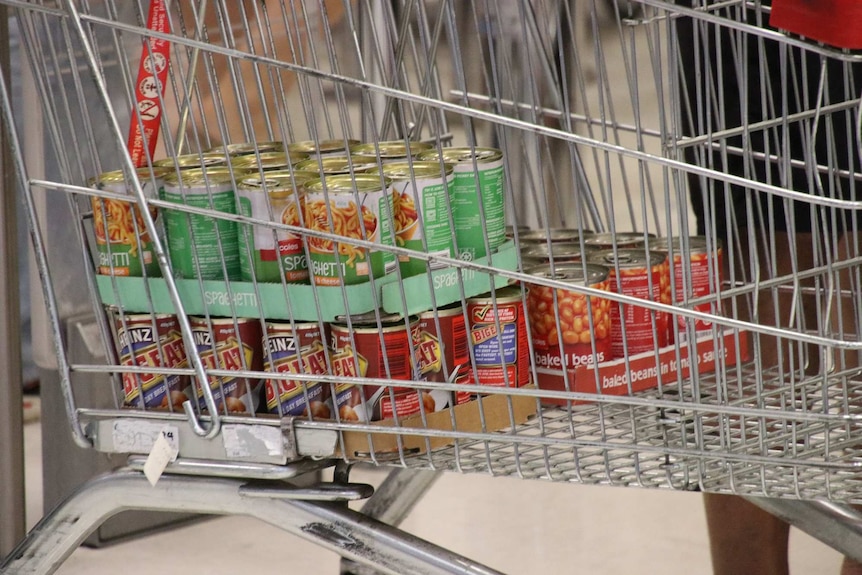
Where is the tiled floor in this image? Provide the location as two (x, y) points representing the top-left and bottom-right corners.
(21, 419), (841, 574)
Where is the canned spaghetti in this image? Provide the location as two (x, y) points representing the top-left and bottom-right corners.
(231, 150), (310, 173)
(236, 176), (308, 284)
(161, 168), (242, 280)
(366, 161), (456, 276)
(329, 315), (420, 422)
(90, 168), (166, 277)
(466, 286), (530, 388)
(414, 304), (471, 407)
(417, 147), (506, 261)
(585, 249), (668, 358)
(350, 140), (434, 163)
(304, 175), (397, 285)
(153, 153), (228, 171)
(263, 321), (330, 418)
(519, 228), (594, 245)
(190, 316), (263, 414)
(526, 264), (612, 375)
(206, 141), (286, 157)
(651, 237), (724, 340)
(294, 155), (379, 177)
(288, 139), (361, 159)
(111, 310), (190, 411)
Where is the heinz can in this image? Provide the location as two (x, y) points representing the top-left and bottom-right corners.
(231, 150), (310, 173)
(111, 310), (191, 411)
(304, 175), (397, 285)
(161, 168), (242, 280)
(190, 316), (263, 414)
(153, 153), (228, 171)
(90, 168), (166, 277)
(651, 236), (724, 341)
(526, 264), (612, 378)
(581, 232), (650, 250)
(294, 155), (379, 177)
(206, 141), (286, 157)
(236, 176), (308, 283)
(521, 243), (600, 269)
(350, 140), (434, 163)
(465, 286), (530, 388)
(416, 147), (506, 261)
(366, 161), (456, 276)
(414, 304), (472, 407)
(586, 249), (668, 358)
(288, 139), (361, 159)
(263, 321), (331, 418)
(329, 315), (420, 422)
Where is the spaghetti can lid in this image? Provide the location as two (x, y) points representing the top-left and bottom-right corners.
(261, 169), (320, 186)
(586, 249), (666, 269)
(287, 139), (361, 155)
(368, 161), (454, 180)
(89, 167), (170, 188)
(239, 176), (303, 199)
(416, 146), (503, 164)
(162, 167), (238, 186)
(519, 228), (594, 244)
(526, 263), (610, 287)
(231, 150), (310, 170)
(295, 155), (380, 175)
(304, 174), (392, 195)
(206, 141), (285, 156)
(153, 153), (227, 170)
(350, 140), (434, 160)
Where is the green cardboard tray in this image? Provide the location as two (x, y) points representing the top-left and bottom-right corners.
(97, 241), (517, 321)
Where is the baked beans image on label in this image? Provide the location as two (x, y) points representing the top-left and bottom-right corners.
(190, 316), (263, 415)
(586, 249), (668, 358)
(526, 264), (612, 376)
(466, 286), (530, 388)
(651, 237), (724, 341)
(414, 304), (472, 407)
(263, 322), (330, 418)
(329, 316), (420, 422)
(111, 310), (191, 411)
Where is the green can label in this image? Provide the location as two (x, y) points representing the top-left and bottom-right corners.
(161, 182), (241, 280)
(393, 172), (456, 276)
(237, 183), (308, 283)
(306, 185), (396, 285)
(451, 158), (505, 260)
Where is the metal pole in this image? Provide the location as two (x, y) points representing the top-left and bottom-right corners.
(0, 4), (27, 558)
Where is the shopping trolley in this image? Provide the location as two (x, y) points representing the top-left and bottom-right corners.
(3, 1), (862, 573)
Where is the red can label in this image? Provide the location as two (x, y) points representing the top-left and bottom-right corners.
(330, 321), (415, 422)
(190, 317), (263, 414)
(527, 280), (613, 370)
(414, 307), (471, 405)
(263, 322), (330, 418)
(114, 313), (190, 410)
(670, 248), (724, 339)
(607, 263), (667, 357)
(466, 291), (530, 388)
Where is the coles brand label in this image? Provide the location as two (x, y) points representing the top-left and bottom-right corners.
(465, 289), (530, 388)
(263, 322), (330, 418)
(115, 313), (190, 410)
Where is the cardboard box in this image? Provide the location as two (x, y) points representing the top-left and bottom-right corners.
(337, 386), (538, 458)
(536, 330), (750, 405)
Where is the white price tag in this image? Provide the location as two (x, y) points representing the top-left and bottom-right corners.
(112, 420), (179, 454)
(222, 424), (284, 459)
(143, 430), (179, 487)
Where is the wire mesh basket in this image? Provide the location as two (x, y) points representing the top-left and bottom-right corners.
(4, 0), (862, 504)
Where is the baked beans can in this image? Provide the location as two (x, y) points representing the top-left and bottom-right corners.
(90, 168), (166, 277)
(350, 140), (434, 163)
(231, 150), (310, 173)
(236, 176), (308, 284)
(521, 243), (600, 268)
(526, 264), (612, 374)
(288, 139), (362, 159)
(366, 161), (456, 277)
(189, 316), (263, 414)
(465, 286), (530, 388)
(263, 321), (331, 418)
(153, 153), (228, 171)
(414, 304), (471, 406)
(581, 232), (651, 250)
(416, 147), (506, 261)
(161, 168), (242, 280)
(651, 236), (724, 340)
(329, 315), (419, 422)
(111, 310), (191, 411)
(206, 141), (285, 157)
(294, 155), (380, 177)
(585, 249), (668, 358)
(304, 175), (397, 285)
(519, 228), (594, 245)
